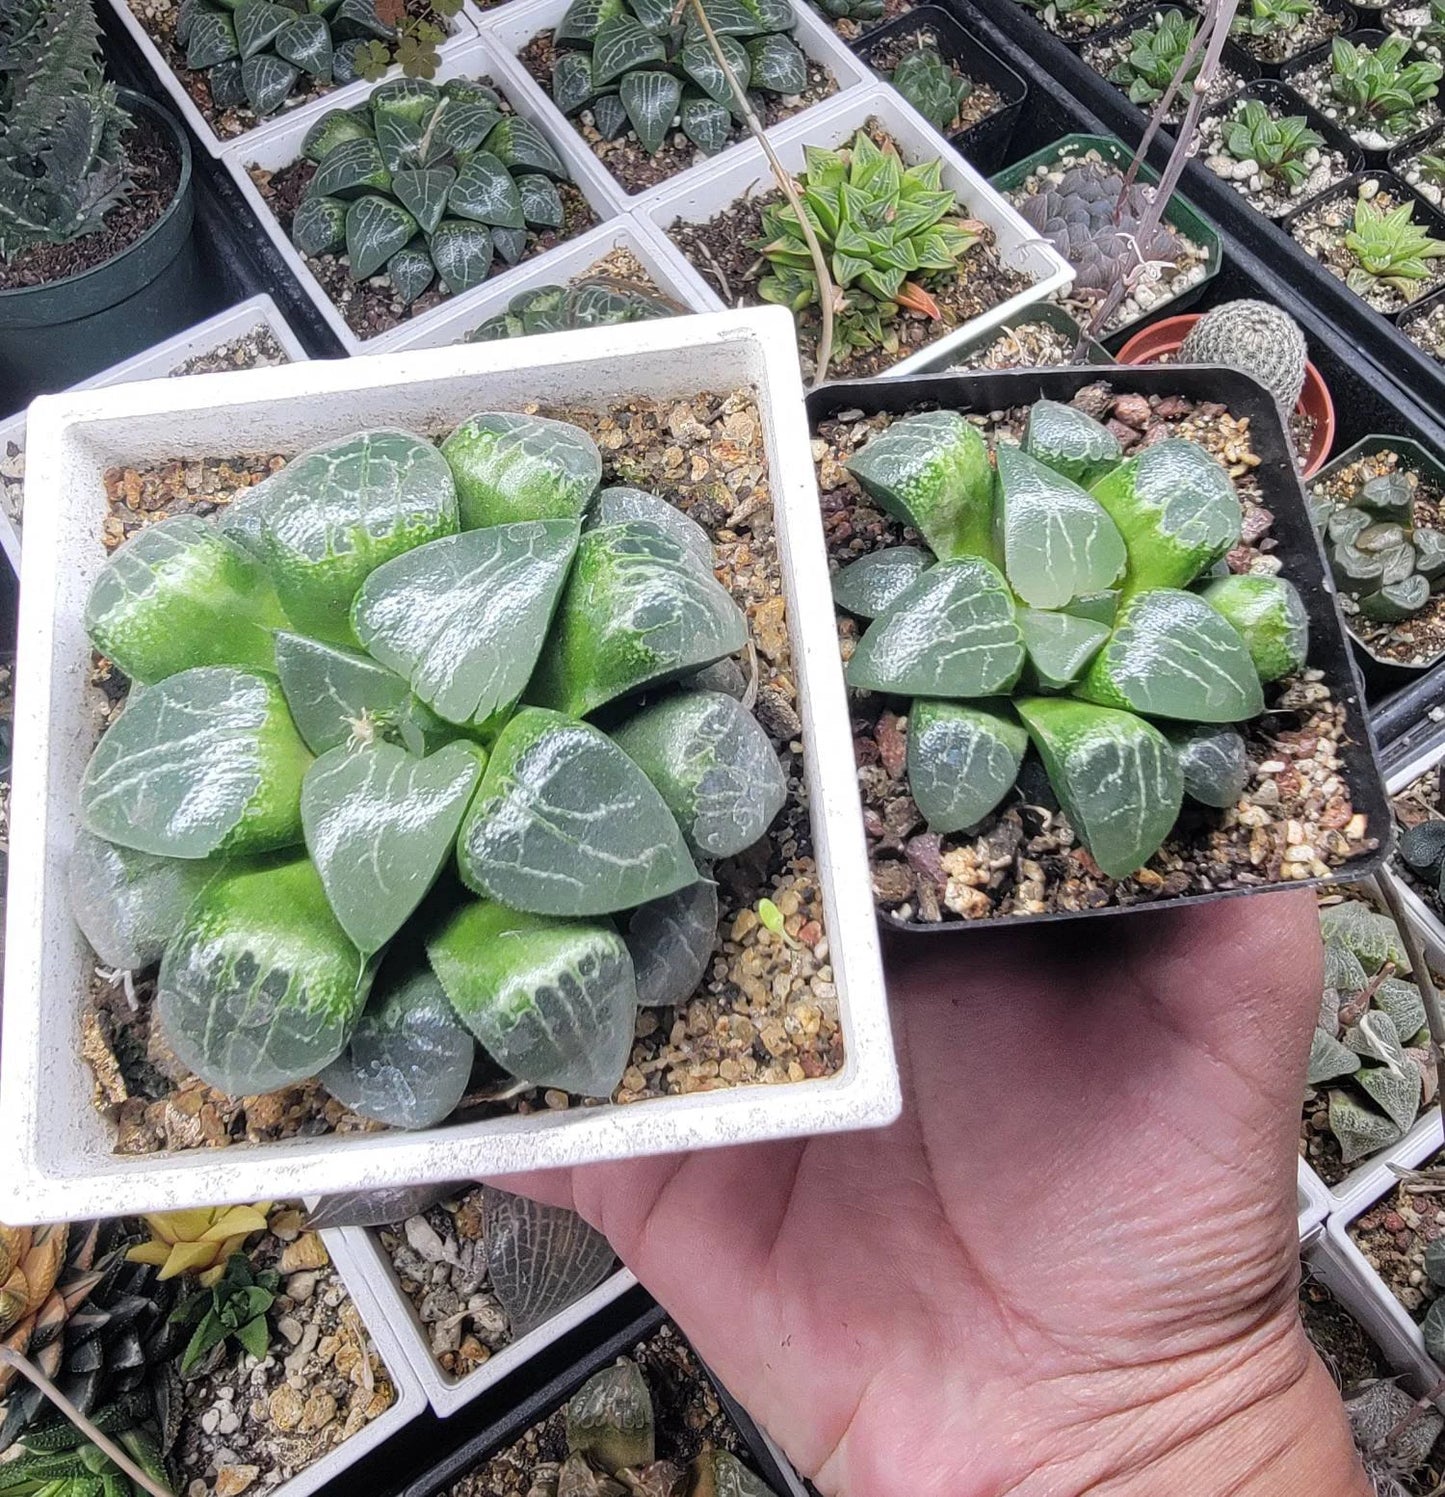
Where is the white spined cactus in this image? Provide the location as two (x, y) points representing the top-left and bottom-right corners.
(1178, 299), (1309, 411)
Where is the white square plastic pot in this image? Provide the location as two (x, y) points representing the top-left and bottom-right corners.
(0, 294), (309, 576)
(1, 307), (900, 1222)
(1384, 729), (1445, 956)
(374, 215), (707, 352)
(221, 36), (621, 354)
(326, 1224), (637, 1417)
(102, 0), (478, 160)
(1298, 1158), (1330, 1240)
(473, 0), (870, 207)
(637, 84), (1075, 376)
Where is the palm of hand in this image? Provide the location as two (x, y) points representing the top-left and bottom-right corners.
(505, 890), (1324, 1495)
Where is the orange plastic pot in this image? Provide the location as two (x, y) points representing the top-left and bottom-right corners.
(1115, 313), (1336, 477)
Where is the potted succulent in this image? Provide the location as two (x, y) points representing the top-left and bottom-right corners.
(1, 309), (897, 1221)
(102, 0), (478, 156)
(1387, 719), (1445, 932)
(1282, 33), (1443, 153)
(1229, 0), (1354, 73)
(643, 86), (1072, 380)
(1007, 0), (1139, 44)
(0, 0), (207, 409)
(811, 365), (1388, 927)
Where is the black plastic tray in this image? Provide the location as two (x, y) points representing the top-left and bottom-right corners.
(853, 5), (1029, 172)
(807, 364), (1392, 932)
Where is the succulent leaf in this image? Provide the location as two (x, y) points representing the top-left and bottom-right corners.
(1197, 574), (1309, 682)
(624, 876), (719, 1007)
(442, 412), (601, 529)
(906, 699), (1028, 833)
(1165, 722), (1250, 808)
(831, 545), (932, 619)
(482, 1187), (617, 1337)
(1021, 398), (1122, 487)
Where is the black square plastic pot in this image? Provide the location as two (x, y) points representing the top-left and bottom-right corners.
(400, 1297), (801, 1497)
(1229, 0), (1359, 78)
(1203, 79), (1365, 220)
(807, 363), (1391, 935)
(853, 5), (1029, 171)
(1279, 171), (1445, 324)
(1280, 29), (1445, 165)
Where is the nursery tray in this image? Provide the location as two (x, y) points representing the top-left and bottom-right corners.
(1, 309), (899, 1222)
(398, 1296), (806, 1497)
(806, 362), (1392, 934)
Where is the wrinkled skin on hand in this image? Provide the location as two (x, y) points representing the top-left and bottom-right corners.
(498, 891), (1370, 1496)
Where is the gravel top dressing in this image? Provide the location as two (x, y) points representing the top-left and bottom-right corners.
(815, 382), (1375, 925)
(83, 391), (842, 1155)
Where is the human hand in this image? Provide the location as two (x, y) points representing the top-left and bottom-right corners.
(499, 890), (1369, 1496)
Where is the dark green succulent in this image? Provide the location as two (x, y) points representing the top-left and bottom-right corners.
(1107, 10), (1201, 107)
(1413, 150), (1445, 188)
(835, 399), (1311, 880)
(292, 76), (573, 303)
(1321, 466), (1445, 619)
(887, 41), (971, 134)
(0, 0), (133, 260)
(466, 278), (677, 340)
(1220, 99), (1324, 190)
(548, 0), (809, 157)
(1327, 35), (1442, 142)
(1400, 817), (1445, 902)
(170, 1254), (279, 1376)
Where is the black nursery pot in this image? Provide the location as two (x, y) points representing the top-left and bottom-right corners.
(401, 1297), (802, 1497)
(854, 5), (1030, 171)
(0, 90), (207, 414)
(1230, 0), (1358, 78)
(808, 364), (1391, 935)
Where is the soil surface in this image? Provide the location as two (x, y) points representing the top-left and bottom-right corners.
(1311, 446), (1445, 666)
(170, 327), (291, 377)
(1351, 1155), (1445, 1328)
(445, 1323), (753, 1497)
(667, 121), (1035, 379)
(868, 25), (1008, 136)
(124, 0), (458, 141)
(952, 319), (1082, 369)
(1232, 1), (1347, 64)
(0, 113), (181, 291)
(250, 121), (598, 341)
(1290, 52), (1443, 150)
(1200, 98), (1353, 219)
(1404, 295), (1445, 359)
(85, 391), (843, 1150)
(519, 29), (838, 195)
(816, 383), (1376, 925)
(1082, 20), (1246, 121)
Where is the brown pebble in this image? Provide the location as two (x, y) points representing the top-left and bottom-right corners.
(268, 1386), (305, 1432)
(875, 711), (908, 778)
(1112, 393), (1151, 427)
(214, 1467), (259, 1497)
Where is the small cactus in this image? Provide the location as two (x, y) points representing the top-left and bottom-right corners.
(1178, 299), (1309, 411)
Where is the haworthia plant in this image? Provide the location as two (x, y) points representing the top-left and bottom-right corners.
(835, 397), (1310, 885)
(482, 1187), (617, 1337)
(74, 413), (787, 1112)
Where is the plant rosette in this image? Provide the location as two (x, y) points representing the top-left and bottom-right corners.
(812, 369), (1385, 928)
(1199, 89), (1358, 220)
(1285, 175), (1445, 315)
(1081, 7), (1258, 122)
(498, 0), (865, 199)
(1008, 0), (1140, 44)
(648, 88), (1071, 380)
(1230, 0), (1353, 71)
(1284, 32), (1443, 153)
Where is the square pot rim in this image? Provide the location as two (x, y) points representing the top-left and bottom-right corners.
(0, 307), (900, 1223)
(805, 362), (1391, 935)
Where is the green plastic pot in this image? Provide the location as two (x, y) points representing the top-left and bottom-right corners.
(931, 302), (1115, 370)
(0, 90), (206, 413)
(991, 133), (1224, 348)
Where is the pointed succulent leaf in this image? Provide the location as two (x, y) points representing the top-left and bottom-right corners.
(625, 876), (719, 1008)
(352, 521), (579, 729)
(1090, 438), (1242, 591)
(592, 14), (669, 86)
(309, 137), (392, 197)
(449, 150), (526, 228)
(254, 429), (458, 644)
(345, 194), (419, 279)
(319, 967), (474, 1127)
(680, 95), (731, 154)
(553, 50), (596, 114)
(1328, 1088), (1404, 1163)
(846, 558), (1024, 698)
(1324, 936), (1368, 997)
(1346, 1007), (1408, 1066)
(906, 699), (1027, 834)
(1022, 399), (1122, 486)
(428, 899), (639, 1094)
(433, 100), (505, 156)
(331, 0), (397, 39)
(679, 33), (750, 111)
(517, 172), (565, 229)
(430, 219), (495, 292)
(242, 52), (300, 113)
(1018, 607), (1110, 689)
(691, 1450), (781, 1497)
(492, 225), (528, 265)
(557, 0), (626, 42)
(442, 412), (601, 529)
(844, 411), (995, 562)
(370, 77), (440, 123)
(388, 244), (435, 304)
(302, 740), (485, 954)
(67, 829), (224, 971)
(611, 691), (787, 858)
(1197, 574), (1309, 683)
(374, 111), (424, 172)
(1308, 1027), (1362, 1085)
(275, 12), (333, 75)
(994, 444), (1126, 610)
(1358, 1054), (1423, 1131)
(157, 857), (372, 1096)
(1400, 819), (1445, 879)
(586, 487), (714, 571)
(187, 9), (238, 68)
(234, 2), (293, 59)
(306, 1183), (460, 1231)
(744, 31), (807, 93)
(568, 1362), (656, 1472)
(528, 522), (747, 717)
(210, 55), (249, 108)
(1376, 977), (1428, 1042)
(618, 70), (682, 155)
(591, 90), (629, 138)
(274, 631), (413, 755)
(831, 545), (931, 619)
(81, 668), (312, 859)
(84, 515), (285, 684)
(482, 116), (569, 178)
(1165, 722), (1250, 808)
(1425, 1297), (1445, 1363)
(1319, 900), (1407, 971)
(482, 1187), (617, 1337)
(1075, 588), (1266, 722)
(1016, 695), (1183, 879)
(458, 708), (697, 915)
(292, 193), (348, 254)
